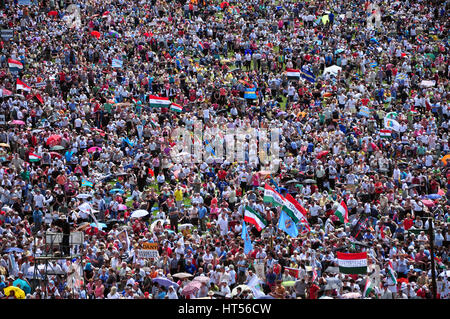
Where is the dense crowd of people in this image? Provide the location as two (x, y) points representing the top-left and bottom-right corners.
(0, 0), (448, 299)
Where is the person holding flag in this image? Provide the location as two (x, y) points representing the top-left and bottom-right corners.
(384, 260), (398, 298)
(334, 200), (349, 225)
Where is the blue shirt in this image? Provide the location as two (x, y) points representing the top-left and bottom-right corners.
(198, 206), (207, 219)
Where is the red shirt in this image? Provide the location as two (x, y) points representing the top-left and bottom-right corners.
(218, 170), (227, 180)
(404, 218), (414, 230)
(308, 284), (320, 299)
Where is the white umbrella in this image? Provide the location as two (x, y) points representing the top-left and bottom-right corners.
(76, 194), (92, 199)
(231, 284), (251, 297)
(179, 223), (194, 231)
(131, 209), (149, 218)
(78, 202), (92, 213)
(323, 65), (342, 76)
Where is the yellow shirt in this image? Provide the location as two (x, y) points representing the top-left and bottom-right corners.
(174, 189), (183, 202)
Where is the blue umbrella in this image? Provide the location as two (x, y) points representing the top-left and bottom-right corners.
(90, 222), (107, 229)
(4, 247), (24, 253)
(152, 277), (179, 289)
(110, 189), (125, 194)
(426, 194), (442, 200)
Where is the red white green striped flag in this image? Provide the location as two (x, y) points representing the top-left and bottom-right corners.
(244, 205), (267, 232)
(263, 184), (285, 207)
(149, 95), (171, 108)
(150, 117), (159, 127)
(387, 260), (397, 284)
(379, 129), (392, 139)
(334, 200), (348, 224)
(28, 153), (41, 162)
(170, 103), (183, 112)
(337, 251), (368, 274)
(363, 277), (375, 297)
(282, 194), (311, 232)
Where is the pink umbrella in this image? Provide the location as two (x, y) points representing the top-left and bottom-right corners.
(316, 150), (329, 159)
(421, 199), (435, 208)
(118, 204), (127, 211)
(46, 134), (62, 147)
(181, 281), (202, 296)
(87, 146), (102, 153)
(193, 276), (210, 284)
(10, 120), (25, 125)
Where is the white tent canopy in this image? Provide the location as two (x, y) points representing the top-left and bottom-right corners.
(323, 65), (342, 76)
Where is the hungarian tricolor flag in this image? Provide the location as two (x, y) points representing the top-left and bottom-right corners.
(337, 251), (368, 274)
(244, 205), (267, 232)
(387, 260), (397, 284)
(363, 277), (375, 297)
(379, 129), (392, 139)
(334, 200), (348, 224)
(282, 193), (310, 232)
(8, 58), (23, 71)
(28, 153), (41, 162)
(286, 68), (301, 80)
(150, 118), (159, 127)
(149, 95), (171, 108)
(263, 184), (285, 207)
(16, 79), (31, 92)
(170, 103), (183, 113)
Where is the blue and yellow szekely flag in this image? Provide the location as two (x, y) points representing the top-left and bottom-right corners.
(241, 221), (253, 254)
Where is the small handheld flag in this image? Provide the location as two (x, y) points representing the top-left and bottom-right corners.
(170, 103), (183, 113)
(111, 59), (123, 68)
(81, 179), (94, 188)
(241, 221), (253, 255)
(334, 200), (349, 224)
